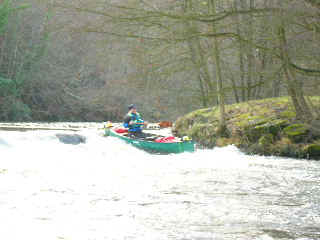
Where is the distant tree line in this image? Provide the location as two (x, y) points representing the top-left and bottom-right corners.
(1, 0), (320, 126)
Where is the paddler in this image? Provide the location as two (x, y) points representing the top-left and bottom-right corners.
(123, 104), (148, 137)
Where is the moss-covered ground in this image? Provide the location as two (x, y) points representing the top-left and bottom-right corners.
(173, 96), (320, 160)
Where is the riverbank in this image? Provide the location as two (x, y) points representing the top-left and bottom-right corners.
(173, 96), (320, 160)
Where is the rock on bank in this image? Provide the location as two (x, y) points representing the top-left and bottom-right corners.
(173, 97), (320, 160)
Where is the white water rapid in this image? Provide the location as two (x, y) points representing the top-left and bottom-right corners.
(0, 125), (319, 240)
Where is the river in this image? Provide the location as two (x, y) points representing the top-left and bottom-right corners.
(0, 123), (319, 240)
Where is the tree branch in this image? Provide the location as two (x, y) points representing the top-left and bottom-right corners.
(303, 0), (320, 8)
(290, 63), (320, 76)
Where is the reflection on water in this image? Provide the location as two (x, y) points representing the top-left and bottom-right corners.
(0, 125), (319, 240)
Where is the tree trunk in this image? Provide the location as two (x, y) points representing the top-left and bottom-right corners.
(209, 0), (227, 132)
(184, 0), (215, 107)
(234, 0), (246, 102)
(278, 24), (313, 122)
(246, 0), (255, 100)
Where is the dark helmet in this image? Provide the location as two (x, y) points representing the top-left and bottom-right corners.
(128, 104), (136, 110)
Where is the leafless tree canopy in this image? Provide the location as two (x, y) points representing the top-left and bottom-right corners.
(0, 0), (319, 122)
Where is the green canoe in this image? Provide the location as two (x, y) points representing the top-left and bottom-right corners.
(105, 128), (195, 154)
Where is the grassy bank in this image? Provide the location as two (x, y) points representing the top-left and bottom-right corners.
(173, 97), (320, 160)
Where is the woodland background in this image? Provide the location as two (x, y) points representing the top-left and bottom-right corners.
(0, 0), (319, 123)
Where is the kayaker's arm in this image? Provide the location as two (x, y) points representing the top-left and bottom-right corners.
(123, 115), (131, 128)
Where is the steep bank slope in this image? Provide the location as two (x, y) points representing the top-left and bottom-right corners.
(173, 97), (320, 160)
